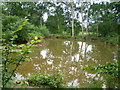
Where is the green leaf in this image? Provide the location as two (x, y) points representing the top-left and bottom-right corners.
(13, 35), (18, 38)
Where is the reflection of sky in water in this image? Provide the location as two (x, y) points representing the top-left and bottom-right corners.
(77, 42), (92, 53)
(47, 59), (53, 65)
(64, 41), (70, 45)
(71, 54), (80, 62)
(15, 73), (25, 81)
(40, 49), (49, 59)
(68, 79), (79, 87)
(102, 83), (106, 88)
(70, 42), (92, 62)
(34, 64), (41, 71)
(85, 72), (96, 78)
(14, 39), (117, 87)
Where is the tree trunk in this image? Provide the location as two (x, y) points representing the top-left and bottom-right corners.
(86, 13), (89, 40)
(71, 4), (74, 38)
(97, 24), (99, 37)
(86, 4), (90, 40)
(81, 12), (84, 39)
(57, 14), (61, 34)
(40, 15), (42, 26)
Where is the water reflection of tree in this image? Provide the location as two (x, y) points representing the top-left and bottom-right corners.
(86, 42), (117, 66)
(15, 39), (117, 86)
(78, 41), (117, 86)
(43, 39), (83, 84)
(46, 39), (67, 57)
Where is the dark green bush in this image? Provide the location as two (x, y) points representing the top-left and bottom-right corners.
(106, 36), (118, 45)
(39, 26), (50, 37)
(13, 21), (39, 42)
(2, 15), (44, 43)
(27, 68), (65, 88)
(2, 30), (13, 42)
(2, 15), (20, 32)
(2, 18), (42, 87)
(83, 62), (119, 88)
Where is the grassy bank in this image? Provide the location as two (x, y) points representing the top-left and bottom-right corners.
(44, 33), (118, 46)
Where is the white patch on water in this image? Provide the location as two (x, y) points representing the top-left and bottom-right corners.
(15, 73), (25, 81)
(64, 41), (70, 45)
(40, 49), (49, 59)
(67, 79), (79, 87)
(47, 60), (53, 65)
(102, 83), (106, 88)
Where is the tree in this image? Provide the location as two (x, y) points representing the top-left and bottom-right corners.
(2, 18), (41, 87)
(45, 2), (66, 34)
(88, 1), (119, 44)
(71, 3), (75, 38)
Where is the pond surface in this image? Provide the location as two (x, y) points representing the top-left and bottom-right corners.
(15, 39), (118, 87)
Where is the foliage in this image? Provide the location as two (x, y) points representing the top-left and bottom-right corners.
(26, 68), (65, 88)
(39, 26), (50, 37)
(2, 30), (13, 42)
(49, 34), (71, 38)
(88, 2), (120, 45)
(2, 15), (45, 43)
(79, 83), (102, 88)
(83, 63), (118, 77)
(88, 34), (118, 45)
(2, 1), (119, 88)
(2, 15), (20, 32)
(2, 2), (120, 45)
(2, 2), (47, 26)
(98, 21), (118, 37)
(2, 18), (40, 87)
(83, 62), (119, 88)
(105, 36), (118, 45)
(45, 3), (66, 34)
(9, 19), (34, 43)
(28, 31), (43, 40)
(28, 26), (49, 39)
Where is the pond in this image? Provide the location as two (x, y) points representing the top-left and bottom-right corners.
(15, 39), (118, 87)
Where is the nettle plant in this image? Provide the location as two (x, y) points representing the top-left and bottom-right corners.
(2, 18), (41, 87)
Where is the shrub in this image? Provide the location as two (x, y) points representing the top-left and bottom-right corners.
(28, 31), (43, 40)
(2, 15), (20, 32)
(83, 62), (119, 88)
(106, 36), (118, 45)
(39, 26), (50, 37)
(27, 68), (65, 88)
(2, 15), (44, 43)
(2, 30), (13, 42)
(10, 19), (40, 43)
(2, 18), (41, 87)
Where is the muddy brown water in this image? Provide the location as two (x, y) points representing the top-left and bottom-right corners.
(14, 39), (118, 87)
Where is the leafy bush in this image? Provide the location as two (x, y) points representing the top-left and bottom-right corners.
(49, 34), (71, 38)
(39, 26), (50, 37)
(2, 15), (20, 32)
(28, 31), (43, 40)
(83, 63), (118, 77)
(2, 18), (41, 87)
(2, 30), (13, 42)
(2, 15), (44, 43)
(106, 36), (118, 45)
(83, 62), (119, 88)
(27, 68), (65, 88)
(10, 19), (40, 43)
